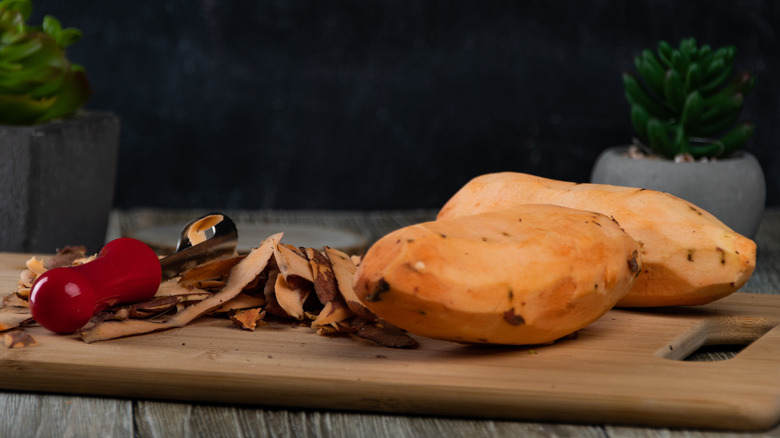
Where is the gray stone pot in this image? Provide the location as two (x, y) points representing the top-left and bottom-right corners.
(590, 146), (766, 238)
(0, 111), (120, 253)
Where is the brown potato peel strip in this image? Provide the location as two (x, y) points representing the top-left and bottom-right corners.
(307, 248), (354, 328)
(4, 331), (38, 348)
(275, 244), (314, 284)
(0, 311), (33, 333)
(349, 318), (418, 349)
(230, 308), (266, 331)
(273, 274), (309, 320)
(154, 279), (205, 297)
(177, 255), (245, 290)
(212, 293), (266, 314)
(44, 245), (88, 269)
(325, 246), (376, 322)
(80, 233), (281, 343)
(261, 267), (288, 318)
(312, 301), (352, 329)
(2, 293), (29, 310)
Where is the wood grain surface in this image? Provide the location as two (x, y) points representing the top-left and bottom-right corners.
(2, 281), (780, 430)
(3, 208), (780, 438)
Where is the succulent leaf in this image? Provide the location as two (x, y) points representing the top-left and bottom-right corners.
(708, 71), (754, 101)
(670, 50), (687, 76)
(704, 56), (725, 78)
(718, 122), (754, 156)
(688, 123), (752, 159)
(630, 104), (651, 142)
(700, 92), (743, 124)
(716, 46), (736, 65)
(0, 0), (31, 20)
(657, 40), (674, 67)
(687, 141), (724, 159)
(41, 14), (59, 39)
(0, 0), (90, 124)
(634, 50), (665, 97)
(0, 92), (54, 123)
(680, 91), (702, 128)
(647, 118), (676, 159)
(623, 72), (673, 119)
(679, 38), (697, 62)
(0, 36), (39, 61)
(673, 124), (689, 153)
(57, 27), (80, 48)
(42, 14), (80, 48)
(700, 61), (733, 95)
(697, 45), (713, 65)
(685, 62), (701, 90)
(38, 67), (88, 121)
(663, 69), (687, 113)
(688, 108), (740, 138)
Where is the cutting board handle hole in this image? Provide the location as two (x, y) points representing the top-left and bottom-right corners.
(682, 343), (747, 361)
(656, 316), (777, 361)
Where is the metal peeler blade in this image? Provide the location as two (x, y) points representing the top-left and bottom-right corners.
(159, 212), (239, 280)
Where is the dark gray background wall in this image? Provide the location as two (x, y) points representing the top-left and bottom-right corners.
(30, 0), (780, 210)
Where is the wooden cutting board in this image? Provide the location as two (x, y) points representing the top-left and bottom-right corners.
(1, 252), (779, 431)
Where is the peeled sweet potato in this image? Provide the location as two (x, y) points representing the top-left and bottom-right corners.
(353, 204), (641, 345)
(438, 172), (756, 307)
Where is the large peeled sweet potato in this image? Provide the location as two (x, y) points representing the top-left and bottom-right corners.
(352, 204), (641, 345)
(438, 172), (756, 307)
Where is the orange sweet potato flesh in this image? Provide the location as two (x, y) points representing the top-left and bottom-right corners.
(437, 172), (756, 307)
(353, 204), (641, 345)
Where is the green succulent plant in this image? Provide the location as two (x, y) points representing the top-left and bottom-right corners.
(623, 37), (755, 159)
(0, 0), (90, 125)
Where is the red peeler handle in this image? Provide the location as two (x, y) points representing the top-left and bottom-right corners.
(29, 238), (162, 334)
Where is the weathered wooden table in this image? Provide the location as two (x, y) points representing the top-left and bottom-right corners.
(2, 208), (779, 437)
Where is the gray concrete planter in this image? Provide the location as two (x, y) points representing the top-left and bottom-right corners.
(590, 146), (766, 238)
(0, 111), (120, 253)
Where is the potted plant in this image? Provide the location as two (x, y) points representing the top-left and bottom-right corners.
(0, 0), (119, 253)
(591, 37), (765, 238)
